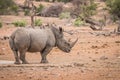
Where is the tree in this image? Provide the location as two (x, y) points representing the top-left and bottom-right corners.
(106, 0), (120, 19)
(0, 0), (18, 15)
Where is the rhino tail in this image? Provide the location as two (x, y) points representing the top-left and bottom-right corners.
(9, 35), (17, 51)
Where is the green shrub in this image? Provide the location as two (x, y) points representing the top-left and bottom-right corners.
(24, 9), (30, 16)
(36, 4), (44, 13)
(45, 0), (49, 2)
(83, 0), (97, 18)
(59, 12), (70, 19)
(71, 0), (97, 18)
(74, 18), (85, 26)
(0, 22), (2, 28)
(12, 20), (27, 27)
(58, 0), (70, 3)
(106, 0), (120, 19)
(10, 5), (19, 13)
(0, 0), (18, 15)
(35, 0), (41, 1)
(35, 19), (42, 26)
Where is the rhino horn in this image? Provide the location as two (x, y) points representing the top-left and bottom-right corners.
(70, 38), (78, 48)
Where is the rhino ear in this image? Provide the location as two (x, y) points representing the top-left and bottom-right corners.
(59, 27), (63, 33)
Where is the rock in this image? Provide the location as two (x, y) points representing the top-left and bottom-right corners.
(77, 52), (80, 55)
(3, 36), (9, 40)
(91, 45), (98, 49)
(1, 76), (4, 78)
(81, 70), (84, 73)
(92, 59), (96, 62)
(100, 56), (108, 60)
(0, 53), (5, 55)
(73, 63), (84, 67)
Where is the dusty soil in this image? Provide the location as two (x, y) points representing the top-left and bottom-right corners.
(0, 15), (120, 80)
(0, 1), (120, 80)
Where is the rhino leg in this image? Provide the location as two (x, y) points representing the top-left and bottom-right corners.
(13, 50), (20, 64)
(40, 46), (52, 63)
(19, 50), (28, 64)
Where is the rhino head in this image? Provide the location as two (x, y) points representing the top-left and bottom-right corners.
(51, 26), (78, 53)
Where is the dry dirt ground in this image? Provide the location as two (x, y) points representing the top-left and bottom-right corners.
(0, 1), (120, 79)
(0, 15), (120, 80)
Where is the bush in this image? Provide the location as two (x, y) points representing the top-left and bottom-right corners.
(36, 4), (44, 13)
(106, 0), (120, 19)
(71, 0), (97, 18)
(12, 20), (27, 27)
(34, 19), (42, 26)
(0, 22), (2, 28)
(59, 12), (70, 19)
(57, 0), (71, 3)
(24, 9), (30, 16)
(81, 0), (97, 18)
(35, 0), (41, 1)
(11, 5), (19, 13)
(45, 0), (49, 2)
(74, 18), (85, 26)
(0, 0), (18, 15)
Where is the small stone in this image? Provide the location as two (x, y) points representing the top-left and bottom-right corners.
(1, 76), (4, 78)
(29, 76), (32, 79)
(0, 53), (5, 55)
(81, 70), (84, 73)
(95, 52), (98, 54)
(44, 76), (48, 78)
(73, 63), (84, 67)
(77, 52), (80, 55)
(100, 56), (108, 60)
(92, 59), (96, 62)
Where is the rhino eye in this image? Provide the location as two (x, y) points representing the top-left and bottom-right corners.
(64, 42), (67, 44)
(68, 43), (70, 46)
(65, 42), (70, 46)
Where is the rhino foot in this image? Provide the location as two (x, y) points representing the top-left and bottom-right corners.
(22, 61), (29, 64)
(14, 61), (21, 64)
(40, 60), (48, 63)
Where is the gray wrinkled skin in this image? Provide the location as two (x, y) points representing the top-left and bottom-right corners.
(9, 26), (78, 64)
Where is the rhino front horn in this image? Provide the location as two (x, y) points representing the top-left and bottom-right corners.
(70, 38), (78, 48)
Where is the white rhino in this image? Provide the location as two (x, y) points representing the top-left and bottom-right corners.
(9, 26), (78, 64)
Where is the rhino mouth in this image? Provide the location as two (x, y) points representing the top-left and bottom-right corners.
(64, 48), (71, 53)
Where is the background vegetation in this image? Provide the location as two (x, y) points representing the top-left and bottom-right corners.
(106, 0), (120, 20)
(0, 0), (18, 15)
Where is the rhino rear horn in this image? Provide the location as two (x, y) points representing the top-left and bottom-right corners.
(70, 38), (78, 48)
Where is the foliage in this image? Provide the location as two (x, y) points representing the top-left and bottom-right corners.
(57, 0), (71, 3)
(71, 0), (97, 18)
(106, 0), (120, 19)
(82, 0), (97, 18)
(72, 0), (83, 7)
(35, 0), (41, 1)
(12, 20), (27, 27)
(45, 0), (49, 2)
(36, 4), (44, 13)
(34, 19), (42, 26)
(0, 22), (2, 28)
(74, 18), (85, 26)
(42, 0), (71, 3)
(24, 9), (30, 16)
(11, 5), (18, 13)
(0, 0), (18, 15)
(59, 12), (70, 19)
